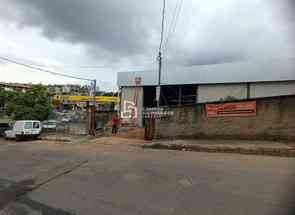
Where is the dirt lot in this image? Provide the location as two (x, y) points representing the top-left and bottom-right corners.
(1, 137), (295, 214)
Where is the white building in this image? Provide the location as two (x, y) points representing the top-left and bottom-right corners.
(117, 58), (295, 126)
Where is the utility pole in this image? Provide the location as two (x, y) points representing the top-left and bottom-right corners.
(88, 79), (97, 136)
(92, 79), (96, 105)
(156, 0), (165, 107)
(156, 52), (162, 107)
(92, 79), (96, 135)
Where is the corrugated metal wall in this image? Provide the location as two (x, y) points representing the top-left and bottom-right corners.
(120, 87), (143, 127)
(198, 84), (247, 103)
(118, 59), (295, 87)
(119, 81), (295, 126)
(250, 81), (295, 98)
(197, 81), (295, 103)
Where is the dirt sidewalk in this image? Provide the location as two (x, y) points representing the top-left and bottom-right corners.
(143, 139), (295, 157)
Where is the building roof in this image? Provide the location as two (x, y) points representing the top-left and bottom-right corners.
(0, 82), (33, 89)
(117, 58), (295, 87)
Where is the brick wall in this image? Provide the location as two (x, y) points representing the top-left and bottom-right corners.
(155, 96), (295, 141)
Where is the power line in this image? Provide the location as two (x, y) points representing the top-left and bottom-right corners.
(51, 63), (154, 70)
(1, 56), (109, 70)
(164, 0), (183, 52)
(163, 0), (183, 52)
(0, 56), (93, 81)
(157, 0), (166, 107)
(164, 0), (181, 50)
(172, 0), (183, 35)
(1, 56), (154, 71)
(51, 66), (110, 70)
(159, 0), (166, 53)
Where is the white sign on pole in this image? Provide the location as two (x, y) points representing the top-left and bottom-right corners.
(156, 86), (161, 102)
(134, 77), (142, 85)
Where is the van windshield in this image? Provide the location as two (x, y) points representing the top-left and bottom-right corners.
(33, 122), (40, 129)
(24, 122), (32, 129)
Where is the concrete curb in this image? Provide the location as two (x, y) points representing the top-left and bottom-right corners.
(142, 143), (295, 157)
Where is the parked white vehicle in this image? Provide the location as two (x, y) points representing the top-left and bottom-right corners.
(4, 120), (42, 140)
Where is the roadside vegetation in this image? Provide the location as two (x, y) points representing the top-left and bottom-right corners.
(0, 85), (52, 121)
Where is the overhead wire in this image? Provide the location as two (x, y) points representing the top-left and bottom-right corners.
(1, 55), (155, 71)
(0, 56), (94, 81)
(163, 0), (183, 53)
(164, 0), (181, 50)
(159, 0), (166, 53)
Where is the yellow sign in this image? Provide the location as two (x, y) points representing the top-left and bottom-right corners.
(53, 95), (119, 103)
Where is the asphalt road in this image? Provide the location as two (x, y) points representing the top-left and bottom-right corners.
(1, 137), (295, 215)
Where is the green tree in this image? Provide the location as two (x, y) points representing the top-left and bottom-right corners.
(0, 88), (6, 109)
(0, 88), (7, 116)
(6, 85), (52, 121)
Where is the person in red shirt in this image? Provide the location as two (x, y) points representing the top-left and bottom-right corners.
(112, 115), (120, 134)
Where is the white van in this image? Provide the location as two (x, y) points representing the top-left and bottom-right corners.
(4, 120), (42, 140)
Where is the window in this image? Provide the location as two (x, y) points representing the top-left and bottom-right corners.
(160, 85), (198, 106)
(24, 122), (32, 129)
(161, 85), (179, 106)
(143, 86), (156, 107)
(181, 85), (198, 104)
(33, 122), (40, 129)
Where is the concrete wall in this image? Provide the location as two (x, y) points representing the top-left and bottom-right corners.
(198, 84), (247, 103)
(120, 86), (143, 127)
(155, 96), (295, 141)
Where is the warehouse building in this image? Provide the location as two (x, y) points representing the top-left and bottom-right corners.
(118, 59), (295, 140)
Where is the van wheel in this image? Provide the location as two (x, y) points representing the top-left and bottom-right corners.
(16, 136), (22, 141)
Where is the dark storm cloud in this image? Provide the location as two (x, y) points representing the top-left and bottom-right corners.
(186, 51), (245, 66)
(1, 0), (295, 66)
(7, 0), (160, 56)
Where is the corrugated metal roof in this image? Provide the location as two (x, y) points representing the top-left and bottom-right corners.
(117, 58), (295, 87)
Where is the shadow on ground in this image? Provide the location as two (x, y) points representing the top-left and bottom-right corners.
(0, 178), (75, 215)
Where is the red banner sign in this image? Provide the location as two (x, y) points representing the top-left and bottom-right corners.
(205, 101), (256, 117)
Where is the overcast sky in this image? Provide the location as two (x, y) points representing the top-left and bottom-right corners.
(0, 0), (294, 91)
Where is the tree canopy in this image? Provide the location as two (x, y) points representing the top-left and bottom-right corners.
(0, 85), (52, 121)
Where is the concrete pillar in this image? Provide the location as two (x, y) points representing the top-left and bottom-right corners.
(196, 85), (199, 104)
(247, 83), (251, 99)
